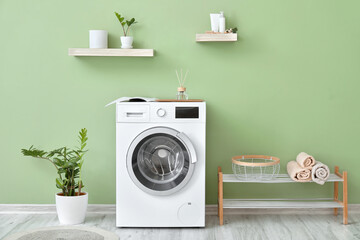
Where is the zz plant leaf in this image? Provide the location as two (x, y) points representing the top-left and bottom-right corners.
(114, 12), (137, 36)
(21, 128), (88, 196)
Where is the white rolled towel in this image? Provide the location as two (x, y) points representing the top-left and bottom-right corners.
(312, 162), (330, 185)
(287, 161), (312, 182)
(296, 152), (316, 169)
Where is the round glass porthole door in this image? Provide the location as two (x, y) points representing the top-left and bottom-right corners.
(127, 127), (197, 196)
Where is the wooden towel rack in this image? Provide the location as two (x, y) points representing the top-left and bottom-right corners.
(217, 166), (348, 225)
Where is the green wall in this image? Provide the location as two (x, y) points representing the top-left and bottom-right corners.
(1, 0), (359, 204)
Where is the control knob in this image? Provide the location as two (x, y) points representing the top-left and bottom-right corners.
(157, 108), (166, 117)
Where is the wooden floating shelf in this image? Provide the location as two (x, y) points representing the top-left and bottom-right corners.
(68, 48), (154, 57)
(196, 33), (237, 42)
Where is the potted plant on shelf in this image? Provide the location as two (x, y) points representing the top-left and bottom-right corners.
(21, 128), (88, 225)
(114, 12), (137, 49)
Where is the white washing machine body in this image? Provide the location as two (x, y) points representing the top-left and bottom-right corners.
(115, 102), (206, 227)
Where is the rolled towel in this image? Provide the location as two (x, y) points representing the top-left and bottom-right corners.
(312, 162), (330, 185)
(287, 161), (312, 182)
(296, 152), (316, 169)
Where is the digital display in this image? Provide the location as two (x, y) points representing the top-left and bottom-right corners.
(175, 107), (199, 119)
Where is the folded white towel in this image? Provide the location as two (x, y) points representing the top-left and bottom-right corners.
(287, 161), (312, 182)
(312, 162), (330, 185)
(296, 152), (316, 169)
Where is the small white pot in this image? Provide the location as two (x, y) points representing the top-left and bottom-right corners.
(55, 192), (88, 225)
(120, 36), (133, 49)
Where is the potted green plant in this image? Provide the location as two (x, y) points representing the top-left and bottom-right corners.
(114, 12), (137, 49)
(21, 128), (88, 225)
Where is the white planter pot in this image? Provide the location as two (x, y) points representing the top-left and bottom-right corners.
(55, 192), (88, 225)
(120, 36), (133, 49)
(89, 30), (108, 48)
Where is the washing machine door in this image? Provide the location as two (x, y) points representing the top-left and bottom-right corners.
(126, 127), (197, 196)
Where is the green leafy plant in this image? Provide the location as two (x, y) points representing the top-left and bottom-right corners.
(114, 12), (137, 36)
(225, 27), (238, 34)
(21, 128), (88, 196)
(231, 27), (238, 33)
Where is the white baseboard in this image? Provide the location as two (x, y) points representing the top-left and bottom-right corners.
(0, 204), (115, 214)
(1, 204), (359, 215)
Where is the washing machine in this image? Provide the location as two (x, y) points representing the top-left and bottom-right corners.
(115, 101), (206, 227)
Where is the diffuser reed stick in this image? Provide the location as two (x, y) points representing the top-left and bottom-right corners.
(175, 69), (189, 100)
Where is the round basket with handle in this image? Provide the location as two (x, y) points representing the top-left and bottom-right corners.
(232, 155), (280, 181)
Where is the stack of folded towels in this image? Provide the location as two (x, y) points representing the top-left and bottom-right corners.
(287, 152), (330, 185)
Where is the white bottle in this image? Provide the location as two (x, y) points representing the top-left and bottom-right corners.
(219, 11), (225, 33)
(210, 13), (220, 32)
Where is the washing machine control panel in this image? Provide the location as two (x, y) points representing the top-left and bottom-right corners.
(148, 103), (205, 123)
(117, 103), (205, 122)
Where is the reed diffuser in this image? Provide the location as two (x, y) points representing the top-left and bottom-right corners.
(175, 69), (189, 100)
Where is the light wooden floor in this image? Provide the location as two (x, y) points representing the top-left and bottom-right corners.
(1, 213), (359, 240)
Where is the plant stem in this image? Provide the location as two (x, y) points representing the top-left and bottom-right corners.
(71, 169), (75, 196)
(78, 181), (82, 195)
(122, 25), (126, 36)
(125, 25), (131, 36)
(78, 164), (82, 195)
(66, 169), (71, 196)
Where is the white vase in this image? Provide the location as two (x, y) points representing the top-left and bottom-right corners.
(120, 36), (133, 49)
(55, 192), (88, 225)
(89, 30), (108, 48)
